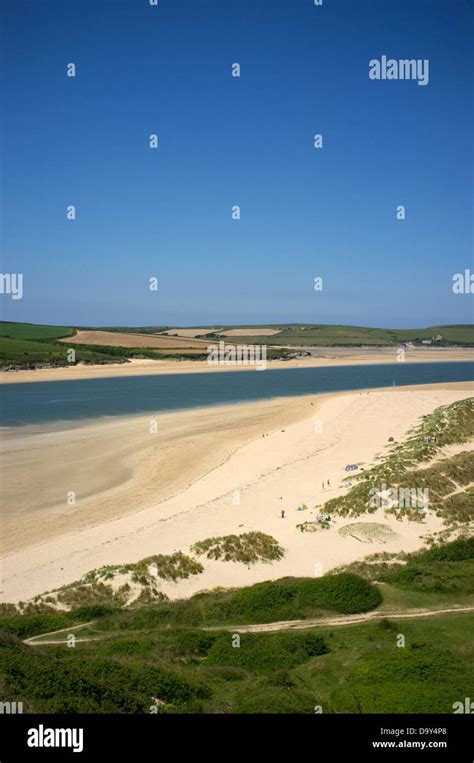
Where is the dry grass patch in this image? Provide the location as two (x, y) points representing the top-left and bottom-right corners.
(338, 522), (398, 544)
(191, 532), (285, 565)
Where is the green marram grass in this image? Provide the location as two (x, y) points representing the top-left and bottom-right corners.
(191, 531), (285, 564)
(322, 397), (474, 524)
(25, 553), (204, 611)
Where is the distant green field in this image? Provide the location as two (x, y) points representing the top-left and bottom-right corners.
(249, 325), (395, 346)
(0, 321), (472, 368)
(395, 325), (474, 345)
(0, 322), (210, 368)
(130, 323), (474, 347)
(0, 322), (74, 340)
(0, 322), (77, 368)
(0, 336), (123, 368)
(214, 324), (474, 347)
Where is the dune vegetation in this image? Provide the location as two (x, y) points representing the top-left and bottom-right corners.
(191, 532), (285, 565)
(322, 398), (474, 526)
(0, 544), (472, 713)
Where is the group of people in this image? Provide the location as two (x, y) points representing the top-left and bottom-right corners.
(280, 479), (331, 519)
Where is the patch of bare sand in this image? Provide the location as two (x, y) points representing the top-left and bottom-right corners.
(0, 382), (472, 603)
(0, 396), (317, 554)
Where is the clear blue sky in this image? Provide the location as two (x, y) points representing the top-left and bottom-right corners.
(1, 0), (473, 328)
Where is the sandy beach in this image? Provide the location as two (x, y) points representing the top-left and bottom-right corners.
(1, 347), (472, 384)
(1, 381), (472, 604)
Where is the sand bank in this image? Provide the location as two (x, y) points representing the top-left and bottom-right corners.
(0, 382), (472, 603)
(1, 347), (472, 385)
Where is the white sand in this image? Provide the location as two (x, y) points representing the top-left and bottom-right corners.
(0, 382), (471, 603)
(1, 347), (472, 384)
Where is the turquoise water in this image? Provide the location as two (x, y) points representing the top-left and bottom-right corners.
(1, 361), (472, 427)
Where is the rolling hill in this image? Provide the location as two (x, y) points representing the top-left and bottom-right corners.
(0, 322), (472, 369)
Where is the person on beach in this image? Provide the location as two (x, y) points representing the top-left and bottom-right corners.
(281, 510), (285, 519)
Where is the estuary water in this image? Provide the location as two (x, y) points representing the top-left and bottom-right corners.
(0, 361), (472, 428)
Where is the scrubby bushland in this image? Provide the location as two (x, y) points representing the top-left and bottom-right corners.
(381, 536), (474, 593)
(0, 646), (211, 713)
(413, 536), (474, 562)
(205, 631), (329, 672)
(327, 644), (471, 714)
(332, 537), (474, 593)
(95, 574), (382, 631)
(0, 605), (118, 639)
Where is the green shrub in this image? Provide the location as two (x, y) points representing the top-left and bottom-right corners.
(101, 639), (153, 655)
(0, 647), (211, 713)
(383, 560), (474, 593)
(381, 537), (474, 593)
(331, 646), (471, 713)
(103, 574), (382, 631)
(71, 605), (119, 620)
(414, 536), (474, 563)
(212, 574), (382, 622)
(205, 631), (328, 672)
(230, 684), (317, 714)
(0, 611), (83, 639)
